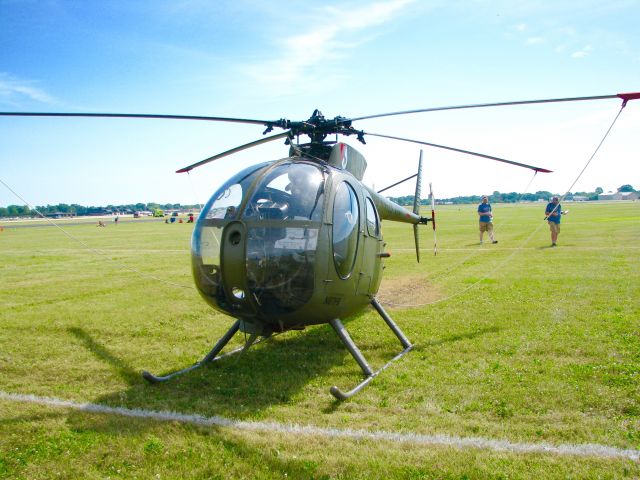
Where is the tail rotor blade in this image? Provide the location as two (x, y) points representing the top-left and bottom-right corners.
(413, 224), (420, 263)
(430, 182), (437, 256)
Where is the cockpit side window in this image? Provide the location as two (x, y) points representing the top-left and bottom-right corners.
(332, 181), (360, 278)
(365, 197), (380, 237)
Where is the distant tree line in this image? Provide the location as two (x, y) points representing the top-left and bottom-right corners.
(1, 184), (635, 217)
(389, 185), (635, 206)
(0, 202), (200, 218)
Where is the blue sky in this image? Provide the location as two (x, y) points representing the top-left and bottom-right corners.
(1, 0), (638, 207)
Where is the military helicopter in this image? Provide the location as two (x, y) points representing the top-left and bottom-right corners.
(2, 92), (636, 399)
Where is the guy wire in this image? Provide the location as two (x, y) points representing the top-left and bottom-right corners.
(548, 102), (627, 217)
(186, 171), (204, 212)
(409, 168), (539, 287)
(382, 102), (628, 309)
(0, 177), (193, 290)
(380, 170), (538, 309)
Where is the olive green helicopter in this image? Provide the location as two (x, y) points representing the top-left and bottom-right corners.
(3, 92), (635, 399)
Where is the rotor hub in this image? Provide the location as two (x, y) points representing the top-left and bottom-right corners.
(273, 110), (364, 146)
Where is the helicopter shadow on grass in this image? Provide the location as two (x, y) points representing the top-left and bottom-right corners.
(410, 326), (502, 351)
(68, 327), (140, 385)
(63, 411), (346, 480)
(65, 322), (351, 429)
(0, 410), (68, 428)
(54, 328), (353, 480)
(59, 321), (502, 450)
(0, 329), (132, 431)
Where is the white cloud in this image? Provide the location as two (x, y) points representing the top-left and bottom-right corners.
(328, 0), (415, 29)
(239, 0), (415, 93)
(526, 37), (545, 45)
(508, 16), (622, 62)
(557, 26), (576, 36)
(571, 44), (593, 58)
(0, 73), (56, 106)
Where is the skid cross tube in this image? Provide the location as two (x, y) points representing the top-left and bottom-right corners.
(329, 300), (413, 400)
(142, 319), (242, 383)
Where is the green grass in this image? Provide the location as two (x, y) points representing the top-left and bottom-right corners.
(1, 203), (639, 479)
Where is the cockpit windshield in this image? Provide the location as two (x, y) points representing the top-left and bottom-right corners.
(191, 161), (327, 319)
(242, 162), (325, 222)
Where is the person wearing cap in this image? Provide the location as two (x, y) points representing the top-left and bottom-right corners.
(545, 196), (562, 246)
(477, 195), (498, 244)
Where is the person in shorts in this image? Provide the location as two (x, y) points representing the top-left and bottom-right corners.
(477, 195), (498, 244)
(545, 196), (562, 246)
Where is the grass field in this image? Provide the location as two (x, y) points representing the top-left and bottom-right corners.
(1, 201), (639, 479)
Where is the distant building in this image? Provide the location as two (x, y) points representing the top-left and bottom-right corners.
(598, 192), (638, 201)
(571, 196), (589, 202)
(43, 212), (74, 218)
(87, 209), (112, 216)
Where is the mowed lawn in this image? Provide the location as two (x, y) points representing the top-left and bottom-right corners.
(0, 202), (638, 479)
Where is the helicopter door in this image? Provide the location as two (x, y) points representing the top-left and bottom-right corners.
(359, 196), (384, 296)
(325, 180), (362, 312)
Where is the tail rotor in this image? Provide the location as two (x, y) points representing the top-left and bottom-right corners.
(429, 182), (437, 256)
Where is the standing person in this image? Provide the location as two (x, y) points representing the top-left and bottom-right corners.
(545, 196), (562, 246)
(477, 195), (498, 244)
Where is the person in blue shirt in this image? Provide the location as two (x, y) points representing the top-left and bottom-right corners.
(477, 196), (498, 244)
(545, 196), (563, 246)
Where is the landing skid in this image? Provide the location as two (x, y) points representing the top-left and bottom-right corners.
(142, 319), (242, 383)
(329, 298), (413, 400)
(143, 299), (412, 400)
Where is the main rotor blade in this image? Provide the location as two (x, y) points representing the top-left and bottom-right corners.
(0, 111), (276, 126)
(365, 132), (552, 173)
(176, 131), (291, 173)
(350, 94), (624, 122)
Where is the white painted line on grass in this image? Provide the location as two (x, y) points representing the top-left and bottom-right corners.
(393, 246), (640, 252)
(2, 391), (638, 462)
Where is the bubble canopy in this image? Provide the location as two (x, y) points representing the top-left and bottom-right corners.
(191, 160), (326, 323)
